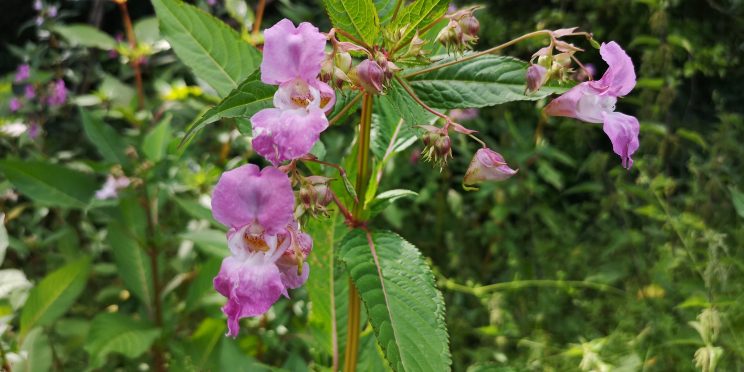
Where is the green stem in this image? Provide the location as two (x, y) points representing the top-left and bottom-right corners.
(443, 278), (625, 296)
(343, 93), (374, 372)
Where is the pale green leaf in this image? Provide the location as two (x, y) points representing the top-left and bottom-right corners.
(152, 0), (261, 97)
(392, 0), (449, 46)
(80, 109), (129, 166)
(339, 230), (451, 371)
(20, 257), (91, 340)
(0, 213), (7, 267)
(322, 0), (380, 44)
(181, 229), (228, 257)
(407, 55), (571, 109)
(185, 258), (221, 312)
(84, 313), (161, 368)
(368, 189), (418, 217)
(16, 328), (52, 372)
(0, 160), (97, 209)
(134, 17), (161, 44)
(52, 24), (116, 49)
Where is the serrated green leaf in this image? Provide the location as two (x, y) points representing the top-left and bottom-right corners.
(322, 0), (380, 44)
(374, 0), (397, 25)
(380, 79), (434, 127)
(367, 189), (418, 217)
(0, 160), (97, 209)
(84, 313), (161, 368)
(407, 55), (571, 109)
(391, 0), (449, 46)
(152, 0), (261, 97)
(339, 230), (451, 371)
(20, 257), (91, 340)
(107, 222), (154, 308)
(182, 71), (276, 145)
(142, 115), (173, 162)
(52, 24), (116, 49)
(372, 84), (427, 160)
(80, 109), (129, 166)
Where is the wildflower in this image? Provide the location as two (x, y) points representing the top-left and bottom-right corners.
(9, 98), (22, 113)
(48, 79), (68, 106)
(24, 85), (36, 100)
(251, 19), (335, 165)
(33, 0), (43, 11)
(95, 175), (131, 200)
(299, 175), (333, 216)
(211, 164), (311, 336)
(421, 125), (453, 169)
(544, 42), (638, 169)
(449, 108), (479, 122)
(0, 122), (27, 137)
(27, 122), (41, 140)
(463, 148), (517, 188)
(14, 64), (30, 82)
(526, 64), (548, 93)
(355, 59), (385, 94)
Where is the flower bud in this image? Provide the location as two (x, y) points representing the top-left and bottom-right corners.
(299, 176), (333, 217)
(458, 14), (480, 38)
(420, 125), (452, 169)
(554, 52), (572, 68)
(436, 20), (463, 51)
(463, 148), (517, 189)
(402, 32), (426, 58)
(355, 59), (385, 94)
(525, 64), (548, 93)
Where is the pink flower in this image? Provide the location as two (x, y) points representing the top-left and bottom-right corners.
(95, 175), (131, 200)
(14, 64), (30, 82)
(47, 79), (68, 106)
(544, 41), (639, 169)
(9, 98), (22, 113)
(463, 148), (518, 187)
(24, 85), (36, 99)
(356, 59), (385, 94)
(210, 164), (312, 336)
(526, 64), (548, 93)
(251, 19), (335, 165)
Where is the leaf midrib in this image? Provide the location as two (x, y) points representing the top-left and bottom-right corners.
(22, 262), (86, 338)
(2, 163), (84, 207)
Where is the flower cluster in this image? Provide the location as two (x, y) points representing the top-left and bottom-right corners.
(212, 19), (333, 335)
(544, 42), (639, 168)
(211, 164), (311, 337)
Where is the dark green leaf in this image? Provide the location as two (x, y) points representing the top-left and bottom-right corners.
(391, 0), (449, 46)
(84, 313), (161, 368)
(407, 55), (571, 109)
(339, 230), (451, 371)
(107, 223), (154, 308)
(80, 109), (129, 166)
(0, 160), (97, 209)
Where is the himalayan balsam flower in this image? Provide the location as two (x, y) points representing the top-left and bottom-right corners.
(463, 148), (518, 187)
(9, 98), (22, 113)
(24, 85), (36, 99)
(14, 64), (30, 82)
(211, 164), (312, 336)
(95, 175), (131, 200)
(250, 19), (335, 165)
(48, 79), (68, 106)
(526, 64), (548, 93)
(544, 41), (638, 169)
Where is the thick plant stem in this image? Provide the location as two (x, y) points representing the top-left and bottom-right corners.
(142, 186), (166, 372)
(343, 93), (374, 372)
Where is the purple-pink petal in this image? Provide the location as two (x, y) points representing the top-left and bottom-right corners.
(602, 111), (640, 169)
(214, 256), (286, 337)
(260, 19), (327, 85)
(251, 107), (329, 165)
(463, 148), (518, 186)
(594, 41), (636, 97)
(211, 164), (294, 234)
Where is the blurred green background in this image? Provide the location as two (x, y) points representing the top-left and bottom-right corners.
(1, 0), (743, 371)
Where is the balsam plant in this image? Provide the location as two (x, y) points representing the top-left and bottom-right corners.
(154, 0), (637, 371)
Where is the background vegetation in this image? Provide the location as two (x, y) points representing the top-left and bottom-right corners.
(1, 0), (742, 371)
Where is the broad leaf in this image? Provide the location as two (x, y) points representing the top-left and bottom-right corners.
(372, 85), (428, 160)
(322, 0), (380, 45)
(339, 230), (451, 371)
(374, 0), (397, 25)
(16, 328), (52, 372)
(152, 0), (261, 97)
(84, 313), (161, 368)
(20, 257), (91, 340)
(52, 24), (116, 49)
(367, 189), (418, 217)
(185, 257), (222, 312)
(80, 108), (129, 166)
(181, 229), (228, 258)
(391, 0), (450, 46)
(0, 160), (97, 209)
(186, 318), (225, 370)
(142, 115), (173, 162)
(107, 223), (154, 309)
(183, 72), (276, 145)
(407, 55), (570, 109)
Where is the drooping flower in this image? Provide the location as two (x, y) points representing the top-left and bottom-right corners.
(95, 175), (131, 200)
(24, 85), (36, 100)
(463, 148), (518, 188)
(27, 122), (41, 140)
(14, 64), (30, 82)
(526, 64), (548, 93)
(544, 41), (639, 169)
(211, 164), (312, 336)
(250, 19), (335, 165)
(48, 79), (68, 106)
